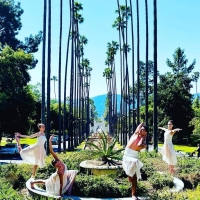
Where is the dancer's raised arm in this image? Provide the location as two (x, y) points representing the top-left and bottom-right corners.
(49, 135), (60, 161)
(134, 123), (144, 135)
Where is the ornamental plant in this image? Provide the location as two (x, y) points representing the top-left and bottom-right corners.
(86, 130), (124, 164)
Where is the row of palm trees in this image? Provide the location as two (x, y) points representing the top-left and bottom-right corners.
(41, 0), (93, 152)
(103, 0), (157, 149)
(41, 0), (158, 153)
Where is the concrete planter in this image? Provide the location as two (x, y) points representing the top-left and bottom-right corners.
(80, 160), (122, 177)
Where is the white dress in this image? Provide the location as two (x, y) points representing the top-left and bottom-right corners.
(45, 164), (78, 196)
(162, 130), (177, 165)
(20, 133), (46, 167)
(122, 147), (143, 180)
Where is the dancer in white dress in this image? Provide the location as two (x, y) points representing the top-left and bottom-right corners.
(122, 122), (148, 200)
(15, 123), (46, 178)
(30, 135), (78, 197)
(158, 120), (182, 174)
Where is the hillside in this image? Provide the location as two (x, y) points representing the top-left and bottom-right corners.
(92, 93), (200, 117)
(91, 94), (121, 117)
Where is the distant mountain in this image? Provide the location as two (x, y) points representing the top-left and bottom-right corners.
(92, 93), (200, 117)
(91, 94), (121, 117)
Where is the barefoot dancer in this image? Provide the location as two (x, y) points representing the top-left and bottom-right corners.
(30, 135), (78, 197)
(158, 120), (182, 174)
(15, 123), (46, 178)
(122, 122), (148, 200)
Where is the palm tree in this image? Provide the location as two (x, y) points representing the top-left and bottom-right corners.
(145, 0), (149, 150)
(41, 0), (47, 124)
(57, 0), (63, 152)
(46, 0), (52, 154)
(51, 76), (58, 100)
(153, 0), (158, 150)
(192, 72), (200, 98)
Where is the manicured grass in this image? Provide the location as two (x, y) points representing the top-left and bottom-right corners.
(1, 137), (37, 146)
(158, 143), (197, 153)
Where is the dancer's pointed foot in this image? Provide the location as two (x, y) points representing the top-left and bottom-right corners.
(132, 195), (139, 200)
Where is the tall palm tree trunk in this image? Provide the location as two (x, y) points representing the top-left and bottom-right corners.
(46, 0), (51, 154)
(58, 0), (63, 152)
(41, 0), (47, 124)
(145, 0), (149, 150)
(153, 0), (158, 151)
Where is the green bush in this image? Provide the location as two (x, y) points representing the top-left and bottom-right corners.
(1, 150), (200, 199)
(0, 178), (30, 200)
(72, 174), (148, 198)
(177, 172), (200, 189)
(149, 172), (174, 190)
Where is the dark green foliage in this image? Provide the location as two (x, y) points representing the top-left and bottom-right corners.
(158, 48), (196, 144)
(1, 151), (200, 198)
(0, 0), (42, 54)
(73, 175), (121, 198)
(0, 179), (27, 200)
(0, 46), (37, 135)
(149, 172), (174, 190)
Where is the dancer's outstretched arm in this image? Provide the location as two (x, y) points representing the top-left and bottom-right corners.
(15, 132), (39, 138)
(158, 127), (167, 131)
(171, 128), (182, 135)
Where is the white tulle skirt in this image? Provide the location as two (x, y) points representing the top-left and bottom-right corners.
(122, 147), (143, 180)
(162, 142), (177, 165)
(20, 144), (46, 168)
(45, 169), (78, 196)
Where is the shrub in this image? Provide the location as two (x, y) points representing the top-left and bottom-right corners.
(149, 172), (174, 190)
(0, 178), (30, 200)
(178, 172), (200, 189)
(72, 174), (148, 198)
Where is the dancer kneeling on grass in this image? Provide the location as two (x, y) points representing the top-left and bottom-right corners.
(30, 135), (78, 197)
(15, 123), (46, 178)
(122, 122), (148, 200)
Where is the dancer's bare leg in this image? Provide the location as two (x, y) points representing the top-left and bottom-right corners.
(15, 136), (22, 152)
(32, 165), (38, 178)
(169, 165), (175, 175)
(128, 175), (138, 199)
(30, 180), (45, 189)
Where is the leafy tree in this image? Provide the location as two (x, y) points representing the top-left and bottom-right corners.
(0, 46), (36, 135)
(157, 48), (196, 143)
(189, 98), (200, 135)
(0, 0), (42, 67)
(89, 99), (98, 123)
(134, 60), (157, 106)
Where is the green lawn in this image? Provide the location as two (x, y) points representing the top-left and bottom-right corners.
(158, 143), (197, 153)
(1, 137), (37, 146)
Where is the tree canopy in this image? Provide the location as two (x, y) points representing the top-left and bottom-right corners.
(157, 48), (196, 143)
(0, 0), (42, 58)
(0, 46), (36, 135)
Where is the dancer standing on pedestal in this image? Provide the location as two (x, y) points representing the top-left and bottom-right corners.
(15, 123), (46, 178)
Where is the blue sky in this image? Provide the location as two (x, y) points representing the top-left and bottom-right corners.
(17, 0), (200, 98)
